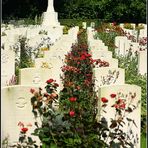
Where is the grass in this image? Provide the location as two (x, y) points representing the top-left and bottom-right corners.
(141, 134), (146, 147)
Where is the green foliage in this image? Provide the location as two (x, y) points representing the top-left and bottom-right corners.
(18, 36), (34, 68)
(29, 29), (110, 147)
(63, 26), (70, 34)
(14, 36), (35, 83)
(2, 0), (146, 23)
(59, 19), (102, 28)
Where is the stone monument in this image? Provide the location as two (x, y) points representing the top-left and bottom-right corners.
(42, 0), (60, 27)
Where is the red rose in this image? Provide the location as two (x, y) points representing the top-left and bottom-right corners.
(101, 97), (108, 103)
(30, 88), (35, 94)
(69, 97), (77, 102)
(112, 22), (116, 26)
(113, 104), (119, 109)
(46, 79), (54, 84)
(21, 127), (28, 133)
(119, 103), (126, 109)
(80, 55), (86, 60)
(117, 99), (123, 104)
(53, 83), (59, 87)
(110, 94), (116, 98)
(76, 86), (81, 90)
(69, 111), (75, 117)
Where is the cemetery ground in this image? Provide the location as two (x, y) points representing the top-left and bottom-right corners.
(1, 21), (147, 147)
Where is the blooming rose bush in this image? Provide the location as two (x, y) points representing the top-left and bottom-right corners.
(23, 28), (142, 147)
(11, 122), (37, 147)
(99, 92), (140, 147)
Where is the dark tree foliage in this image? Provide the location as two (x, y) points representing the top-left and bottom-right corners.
(2, 0), (146, 23)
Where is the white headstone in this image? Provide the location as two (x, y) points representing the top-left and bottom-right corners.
(19, 68), (54, 86)
(1, 86), (40, 145)
(115, 36), (130, 56)
(97, 84), (141, 148)
(1, 45), (15, 87)
(138, 51), (147, 75)
(94, 67), (125, 88)
(91, 50), (112, 59)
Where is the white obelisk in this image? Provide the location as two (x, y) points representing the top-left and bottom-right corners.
(42, 0), (60, 26)
(47, 0), (54, 12)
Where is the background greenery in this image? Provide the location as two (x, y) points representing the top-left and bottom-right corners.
(2, 0), (146, 23)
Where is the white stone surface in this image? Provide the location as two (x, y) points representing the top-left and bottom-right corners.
(89, 40), (107, 51)
(1, 46), (15, 87)
(115, 36), (131, 56)
(19, 67), (63, 93)
(94, 67), (125, 88)
(91, 50), (112, 59)
(130, 42), (140, 53)
(42, 0), (60, 27)
(82, 22), (87, 29)
(1, 85), (41, 145)
(139, 29), (147, 38)
(19, 68), (53, 86)
(138, 50), (147, 75)
(97, 84), (141, 148)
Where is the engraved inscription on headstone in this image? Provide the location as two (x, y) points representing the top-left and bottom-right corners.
(16, 97), (27, 108)
(33, 73), (41, 84)
(1, 53), (9, 64)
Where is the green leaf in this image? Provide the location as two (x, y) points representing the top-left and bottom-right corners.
(42, 137), (51, 142)
(50, 143), (58, 148)
(31, 96), (37, 105)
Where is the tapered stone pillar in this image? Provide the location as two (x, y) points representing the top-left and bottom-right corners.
(42, 0), (60, 27)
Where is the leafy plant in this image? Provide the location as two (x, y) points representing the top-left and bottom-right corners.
(123, 23), (134, 30)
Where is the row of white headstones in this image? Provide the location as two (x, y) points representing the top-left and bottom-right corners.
(1, 23), (146, 147)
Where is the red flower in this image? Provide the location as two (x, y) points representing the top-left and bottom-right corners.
(69, 111), (75, 117)
(21, 127), (28, 133)
(110, 94), (116, 98)
(53, 83), (59, 87)
(69, 97), (77, 102)
(119, 103), (126, 109)
(112, 22), (116, 26)
(76, 86), (81, 90)
(101, 97), (108, 103)
(46, 79), (54, 84)
(113, 104), (119, 109)
(80, 55), (86, 60)
(30, 88), (35, 94)
(116, 99), (123, 104)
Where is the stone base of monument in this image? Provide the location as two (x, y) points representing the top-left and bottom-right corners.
(42, 11), (60, 27)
